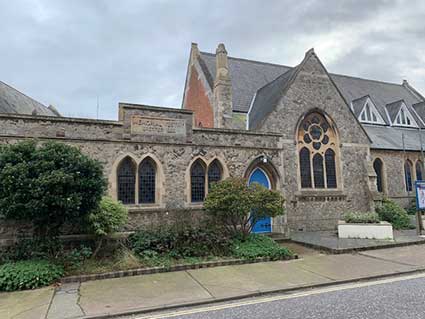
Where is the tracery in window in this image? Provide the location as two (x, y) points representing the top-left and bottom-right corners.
(297, 112), (339, 189)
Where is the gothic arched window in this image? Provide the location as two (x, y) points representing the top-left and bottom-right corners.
(117, 157), (136, 204)
(297, 112), (339, 189)
(191, 160), (206, 202)
(416, 160), (423, 181)
(208, 160), (222, 189)
(373, 158), (384, 193)
(405, 160), (413, 192)
(139, 158), (156, 204)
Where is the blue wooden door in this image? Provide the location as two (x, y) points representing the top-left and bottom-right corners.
(249, 168), (272, 233)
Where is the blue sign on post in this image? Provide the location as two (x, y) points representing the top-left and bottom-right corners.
(415, 180), (425, 210)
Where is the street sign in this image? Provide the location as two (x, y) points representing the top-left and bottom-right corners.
(414, 181), (425, 235)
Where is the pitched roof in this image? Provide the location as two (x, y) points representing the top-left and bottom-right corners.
(364, 124), (425, 151)
(199, 52), (290, 112)
(198, 52), (423, 125)
(0, 81), (59, 116)
(248, 67), (298, 129)
(385, 100), (404, 122)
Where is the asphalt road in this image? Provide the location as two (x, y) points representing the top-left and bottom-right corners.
(132, 273), (425, 319)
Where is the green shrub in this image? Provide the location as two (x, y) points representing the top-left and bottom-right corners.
(88, 197), (128, 257)
(344, 212), (380, 224)
(376, 198), (411, 229)
(231, 234), (293, 260)
(0, 141), (106, 239)
(128, 225), (230, 258)
(406, 199), (419, 215)
(0, 238), (64, 263)
(204, 177), (285, 238)
(0, 260), (64, 291)
(62, 246), (93, 270)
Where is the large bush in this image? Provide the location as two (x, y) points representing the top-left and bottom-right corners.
(88, 196), (128, 256)
(0, 141), (106, 238)
(376, 198), (411, 230)
(0, 260), (64, 291)
(128, 225), (231, 258)
(204, 177), (285, 238)
(231, 234), (293, 260)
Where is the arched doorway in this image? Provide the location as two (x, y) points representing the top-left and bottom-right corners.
(249, 168), (272, 233)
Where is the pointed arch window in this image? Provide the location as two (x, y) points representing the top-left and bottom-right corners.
(297, 112), (339, 189)
(191, 160), (206, 202)
(373, 158), (384, 193)
(208, 160), (222, 189)
(139, 158), (156, 204)
(416, 160), (423, 181)
(405, 160), (413, 192)
(117, 157), (136, 204)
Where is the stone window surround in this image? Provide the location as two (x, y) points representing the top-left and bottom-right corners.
(296, 110), (343, 192)
(403, 158), (425, 193)
(110, 153), (165, 208)
(185, 156), (229, 207)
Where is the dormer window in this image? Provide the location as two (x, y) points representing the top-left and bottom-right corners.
(393, 103), (417, 127)
(356, 98), (385, 124)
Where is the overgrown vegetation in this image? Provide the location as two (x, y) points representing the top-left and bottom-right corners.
(231, 234), (293, 260)
(343, 212), (381, 224)
(376, 198), (412, 230)
(0, 260), (64, 291)
(0, 141), (106, 239)
(204, 177), (285, 238)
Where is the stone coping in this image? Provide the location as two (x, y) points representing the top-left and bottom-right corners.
(61, 254), (298, 284)
(119, 103), (194, 114)
(338, 220), (392, 226)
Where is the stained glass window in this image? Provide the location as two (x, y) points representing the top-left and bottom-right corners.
(298, 112), (339, 189)
(300, 147), (312, 188)
(373, 158), (383, 193)
(313, 154), (325, 188)
(416, 161), (423, 181)
(117, 157), (136, 204)
(208, 160), (222, 189)
(191, 160), (206, 202)
(405, 161), (413, 192)
(139, 158), (156, 204)
(325, 149), (337, 188)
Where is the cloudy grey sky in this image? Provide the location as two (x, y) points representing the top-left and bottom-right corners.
(1, 0), (425, 120)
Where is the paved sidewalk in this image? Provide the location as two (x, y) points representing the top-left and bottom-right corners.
(1, 244), (425, 319)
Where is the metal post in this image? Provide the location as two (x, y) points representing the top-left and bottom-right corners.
(402, 133), (409, 197)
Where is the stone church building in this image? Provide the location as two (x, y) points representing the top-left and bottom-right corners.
(1, 43), (425, 238)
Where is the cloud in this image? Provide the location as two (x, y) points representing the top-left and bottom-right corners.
(0, 0), (424, 119)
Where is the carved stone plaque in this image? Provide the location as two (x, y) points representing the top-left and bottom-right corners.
(131, 115), (186, 137)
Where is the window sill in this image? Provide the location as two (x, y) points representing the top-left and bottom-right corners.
(126, 204), (164, 212)
(294, 190), (347, 202)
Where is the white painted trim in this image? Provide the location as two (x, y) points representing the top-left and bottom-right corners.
(246, 92), (257, 130)
(393, 102), (418, 128)
(410, 105), (425, 127)
(358, 97), (385, 124)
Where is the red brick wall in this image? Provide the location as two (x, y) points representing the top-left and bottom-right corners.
(184, 66), (214, 128)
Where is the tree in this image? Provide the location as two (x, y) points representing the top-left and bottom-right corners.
(204, 177), (285, 238)
(0, 141), (106, 238)
(87, 196), (128, 257)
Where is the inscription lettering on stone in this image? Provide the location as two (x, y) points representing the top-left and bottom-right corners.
(131, 115), (186, 137)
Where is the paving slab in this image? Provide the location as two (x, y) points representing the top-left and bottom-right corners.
(360, 245), (425, 267)
(187, 259), (332, 299)
(298, 253), (418, 281)
(47, 283), (84, 319)
(79, 271), (212, 317)
(0, 287), (54, 319)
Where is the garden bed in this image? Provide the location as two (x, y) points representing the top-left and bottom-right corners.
(61, 253), (297, 283)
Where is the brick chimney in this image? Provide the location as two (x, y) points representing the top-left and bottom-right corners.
(213, 43), (233, 128)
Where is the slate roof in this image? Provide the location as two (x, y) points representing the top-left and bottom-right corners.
(198, 51), (425, 150)
(199, 51), (423, 121)
(364, 125), (425, 151)
(0, 81), (59, 116)
(385, 100), (404, 122)
(351, 95), (370, 118)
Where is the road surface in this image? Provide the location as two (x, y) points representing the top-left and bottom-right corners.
(129, 272), (425, 319)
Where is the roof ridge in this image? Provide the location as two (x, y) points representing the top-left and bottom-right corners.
(200, 51), (407, 88)
(200, 51), (292, 69)
(0, 80), (48, 108)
